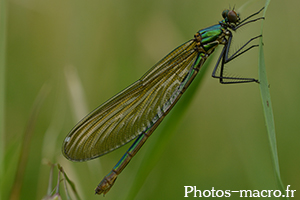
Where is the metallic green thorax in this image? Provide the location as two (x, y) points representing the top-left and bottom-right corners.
(195, 24), (226, 55)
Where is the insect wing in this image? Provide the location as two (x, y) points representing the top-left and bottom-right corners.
(63, 39), (198, 161)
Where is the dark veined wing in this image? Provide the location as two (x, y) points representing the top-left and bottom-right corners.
(63, 39), (200, 161)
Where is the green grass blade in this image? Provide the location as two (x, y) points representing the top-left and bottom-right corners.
(258, 1), (289, 199)
(0, 0), (7, 199)
(58, 164), (81, 200)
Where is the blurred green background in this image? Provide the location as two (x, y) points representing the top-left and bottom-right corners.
(2, 0), (299, 199)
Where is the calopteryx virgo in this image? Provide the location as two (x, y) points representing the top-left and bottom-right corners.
(62, 7), (265, 195)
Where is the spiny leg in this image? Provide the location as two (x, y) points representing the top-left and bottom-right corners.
(212, 34), (262, 84)
(225, 35), (262, 62)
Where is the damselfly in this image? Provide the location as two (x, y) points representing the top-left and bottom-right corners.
(62, 7), (265, 195)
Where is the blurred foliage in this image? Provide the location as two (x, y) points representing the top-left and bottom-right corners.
(2, 0), (300, 199)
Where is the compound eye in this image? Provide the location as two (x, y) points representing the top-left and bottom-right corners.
(227, 10), (239, 23)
